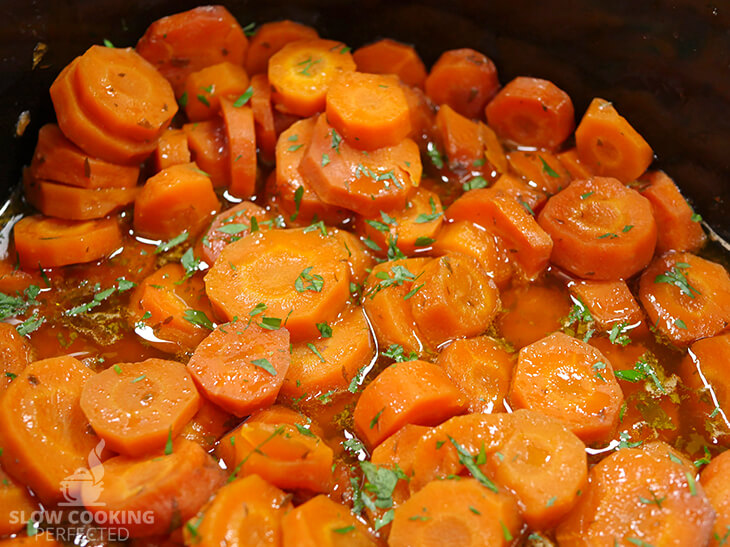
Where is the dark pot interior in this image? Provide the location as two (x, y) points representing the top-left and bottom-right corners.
(2, 0), (729, 239)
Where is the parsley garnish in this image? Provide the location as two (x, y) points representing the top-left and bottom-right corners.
(654, 263), (701, 299)
(164, 428), (173, 455)
(251, 358), (277, 376)
(183, 309), (214, 330)
(295, 267), (324, 292)
(180, 248), (200, 280)
(307, 343), (325, 362)
(233, 86), (253, 107)
(316, 322), (332, 338)
(462, 176), (488, 192)
(447, 436), (498, 492)
(155, 231), (189, 254)
(333, 525), (355, 534)
(103, 39), (114, 48)
(414, 197), (442, 223)
(16, 312), (44, 336)
(426, 142), (444, 169)
(291, 186), (304, 221)
(539, 156), (560, 177)
(381, 344), (418, 362)
(0, 285), (40, 321)
(330, 128), (342, 153)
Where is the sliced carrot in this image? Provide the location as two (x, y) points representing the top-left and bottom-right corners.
(136, 5), (248, 96)
(409, 253), (501, 348)
(353, 360), (466, 449)
(246, 20), (319, 75)
(507, 149), (571, 195)
(0, 261), (43, 295)
(183, 120), (231, 188)
(154, 128), (191, 171)
(184, 474), (292, 547)
(639, 252), (730, 345)
(569, 279), (644, 331)
(446, 187), (553, 279)
(353, 38), (427, 89)
(425, 48), (499, 119)
(485, 76), (574, 150)
(575, 97), (654, 183)
(298, 114), (422, 217)
(180, 398), (235, 451)
(437, 336), (514, 413)
(269, 39), (356, 117)
(29, 124), (139, 189)
(0, 532), (62, 546)
(0, 356), (99, 503)
(14, 215), (121, 269)
(371, 424), (431, 504)
(700, 450), (730, 547)
(183, 61), (250, 121)
(489, 172), (547, 212)
(84, 438), (225, 537)
(401, 83), (436, 141)
(250, 73), (277, 161)
(640, 170), (706, 253)
(128, 263), (215, 354)
(538, 176), (657, 280)
(0, 465), (38, 537)
(436, 103), (484, 168)
(133, 162), (220, 240)
(557, 147), (594, 180)
(204, 228), (350, 342)
(220, 99), (257, 198)
(80, 358), (200, 456)
(0, 323), (33, 395)
(556, 441), (714, 546)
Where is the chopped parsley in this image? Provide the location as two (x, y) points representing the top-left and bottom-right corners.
(462, 176), (488, 192)
(539, 156), (560, 178)
(155, 231), (189, 254)
(381, 344), (418, 362)
(447, 436), (498, 492)
(251, 358), (277, 376)
(295, 267), (324, 292)
(654, 263), (701, 299)
(414, 197), (442, 223)
(233, 86), (253, 107)
(183, 309), (214, 330)
(426, 142), (444, 169)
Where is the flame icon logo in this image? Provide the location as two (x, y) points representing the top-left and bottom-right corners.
(59, 439), (106, 507)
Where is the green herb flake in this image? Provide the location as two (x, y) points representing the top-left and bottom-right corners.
(179, 92), (188, 107)
(597, 232), (619, 239)
(251, 358), (277, 376)
(447, 436), (498, 492)
(196, 94), (211, 107)
(131, 374), (146, 384)
(183, 309), (214, 330)
(427, 142), (444, 169)
(16, 313), (44, 336)
(295, 266), (324, 293)
(500, 520), (513, 541)
(164, 428), (173, 455)
(155, 231), (189, 254)
(242, 22), (256, 36)
(103, 39), (114, 48)
(581, 191), (594, 200)
(414, 237), (435, 246)
(414, 197), (442, 224)
(370, 408), (385, 429)
(307, 343), (326, 362)
(295, 423), (316, 437)
(539, 156), (560, 177)
(332, 525), (355, 534)
(675, 318), (688, 330)
(462, 176), (488, 192)
(233, 86), (254, 107)
(321, 153), (330, 167)
(288, 144), (304, 152)
(654, 264), (701, 299)
(291, 185), (304, 221)
(316, 322), (332, 338)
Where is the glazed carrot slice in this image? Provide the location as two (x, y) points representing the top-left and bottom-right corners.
(326, 72), (411, 150)
(29, 124), (139, 189)
(700, 450), (730, 547)
(437, 336), (514, 413)
(446, 188), (553, 279)
(332, 228), (376, 284)
(128, 263), (215, 354)
(0, 323), (33, 395)
(80, 358), (201, 456)
(133, 162), (219, 240)
(638, 252), (730, 345)
(184, 474), (293, 547)
(436, 104), (483, 168)
(509, 331), (624, 443)
(204, 228), (350, 342)
(246, 20), (319, 75)
(507, 149), (571, 195)
(370, 424), (431, 504)
(390, 478), (521, 547)
(250, 74), (277, 161)
(401, 83), (436, 141)
(0, 532), (62, 546)
(180, 398), (235, 451)
(485, 76), (574, 151)
(281, 305), (374, 400)
(220, 98), (257, 198)
(557, 147), (594, 180)
(84, 438), (225, 537)
(0, 261), (42, 295)
(136, 5), (248, 96)
(182, 61), (250, 121)
(14, 215), (122, 269)
(569, 279), (644, 331)
(556, 441), (714, 546)
(479, 122), (509, 175)
(298, 114), (422, 217)
(0, 465), (38, 537)
(154, 128), (191, 171)
(353, 38), (427, 89)
(425, 48), (499, 119)
(409, 253), (501, 348)
(353, 360), (466, 449)
(489, 172), (547, 213)
(538, 177), (657, 280)
(183, 120), (231, 188)
(269, 39), (356, 116)
(575, 97), (654, 183)
(640, 170), (706, 253)
(73, 45), (177, 141)
(0, 356), (99, 503)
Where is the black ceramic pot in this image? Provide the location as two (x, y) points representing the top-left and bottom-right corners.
(2, 0), (728, 238)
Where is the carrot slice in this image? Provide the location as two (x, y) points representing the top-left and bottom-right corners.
(569, 279), (644, 331)
(639, 252), (730, 345)
(80, 358), (200, 456)
(489, 172), (547, 213)
(184, 474), (293, 547)
(371, 424), (431, 504)
(485, 76), (574, 150)
(183, 61), (250, 121)
(246, 20), (319, 75)
(700, 450), (730, 547)
(73, 45), (177, 141)
(0, 323), (33, 396)
(0, 465), (38, 537)
(326, 72), (411, 150)
(507, 149), (572, 195)
(437, 336), (514, 413)
(556, 441), (714, 546)
(402, 83), (436, 141)
(29, 124), (139, 189)
(298, 114), (422, 217)
(538, 176), (657, 280)
(640, 170), (706, 253)
(0, 356), (99, 503)
(409, 253), (501, 348)
(575, 97), (654, 183)
(14, 215), (121, 270)
(154, 128), (191, 171)
(250, 73), (277, 161)
(136, 5), (248, 96)
(183, 120), (231, 188)
(557, 147), (594, 180)
(478, 122), (509, 175)
(84, 438), (225, 537)
(353, 38), (427, 89)
(204, 228), (350, 342)
(180, 398), (235, 451)
(436, 103), (484, 168)
(333, 228), (376, 285)
(425, 48), (499, 119)
(133, 162), (219, 240)
(353, 360), (466, 449)
(220, 99), (257, 198)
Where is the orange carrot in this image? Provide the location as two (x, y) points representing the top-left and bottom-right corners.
(489, 172), (547, 213)
(401, 83), (436, 141)
(557, 147), (594, 180)
(436, 104), (484, 168)
(183, 120), (231, 188)
(537, 177), (657, 280)
(180, 398), (235, 451)
(154, 128), (191, 171)
(569, 279), (645, 331)
(246, 20), (319, 75)
(575, 97), (654, 183)
(0, 323), (33, 395)
(332, 228), (375, 284)
(219, 98), (257, 198)
(250, 73), (277, 161)
(0, 261), (43, 295)
(507, 149), (572, 195)
(182, 61), (250, 121)
(700, 450), (730, 547)
(0, 465), (38, 537)
(425, 48), (499, 119)
(353, 38), (427, 89)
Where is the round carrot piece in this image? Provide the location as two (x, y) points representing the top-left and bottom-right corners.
(436, 103), (484, 168)
(510, 331), (624, 443)
(489, 172), (547, 213)
(353, 360), (466, 449)
(250, 74), (277, 162)
(639, 252), (730, 345)
(556, 441), (715, 546)
(0, 323), (34, 395)
(204, 228), (350, 342)
(538, 177), (657, 280)
(154, 128), (191, 171)
(269, 39), (356, 117)
(182, 61), (250, 121)
(0, 356), (99, 504)
(700, 450), (730, 547)
(0, 465), (38, 537)
(569, 279), (645, 332)
(80, 358), (201, 456)
(507, 149), (572, 196)
(425, 48), (500, 119)
(485, 76), (574, 151)
(14, 215), (122, 269)
(83, 438), (225, 537)
(409, 253), (501, 348)
(183, 120), (231, 188)
(437, 336), (514, 413)
(246, 20), (320, 75)
(220, 99), (257, 198)
(326, 71), (411, 150)
(353, 38), (427, 89)
(133, 162), (220, 240)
